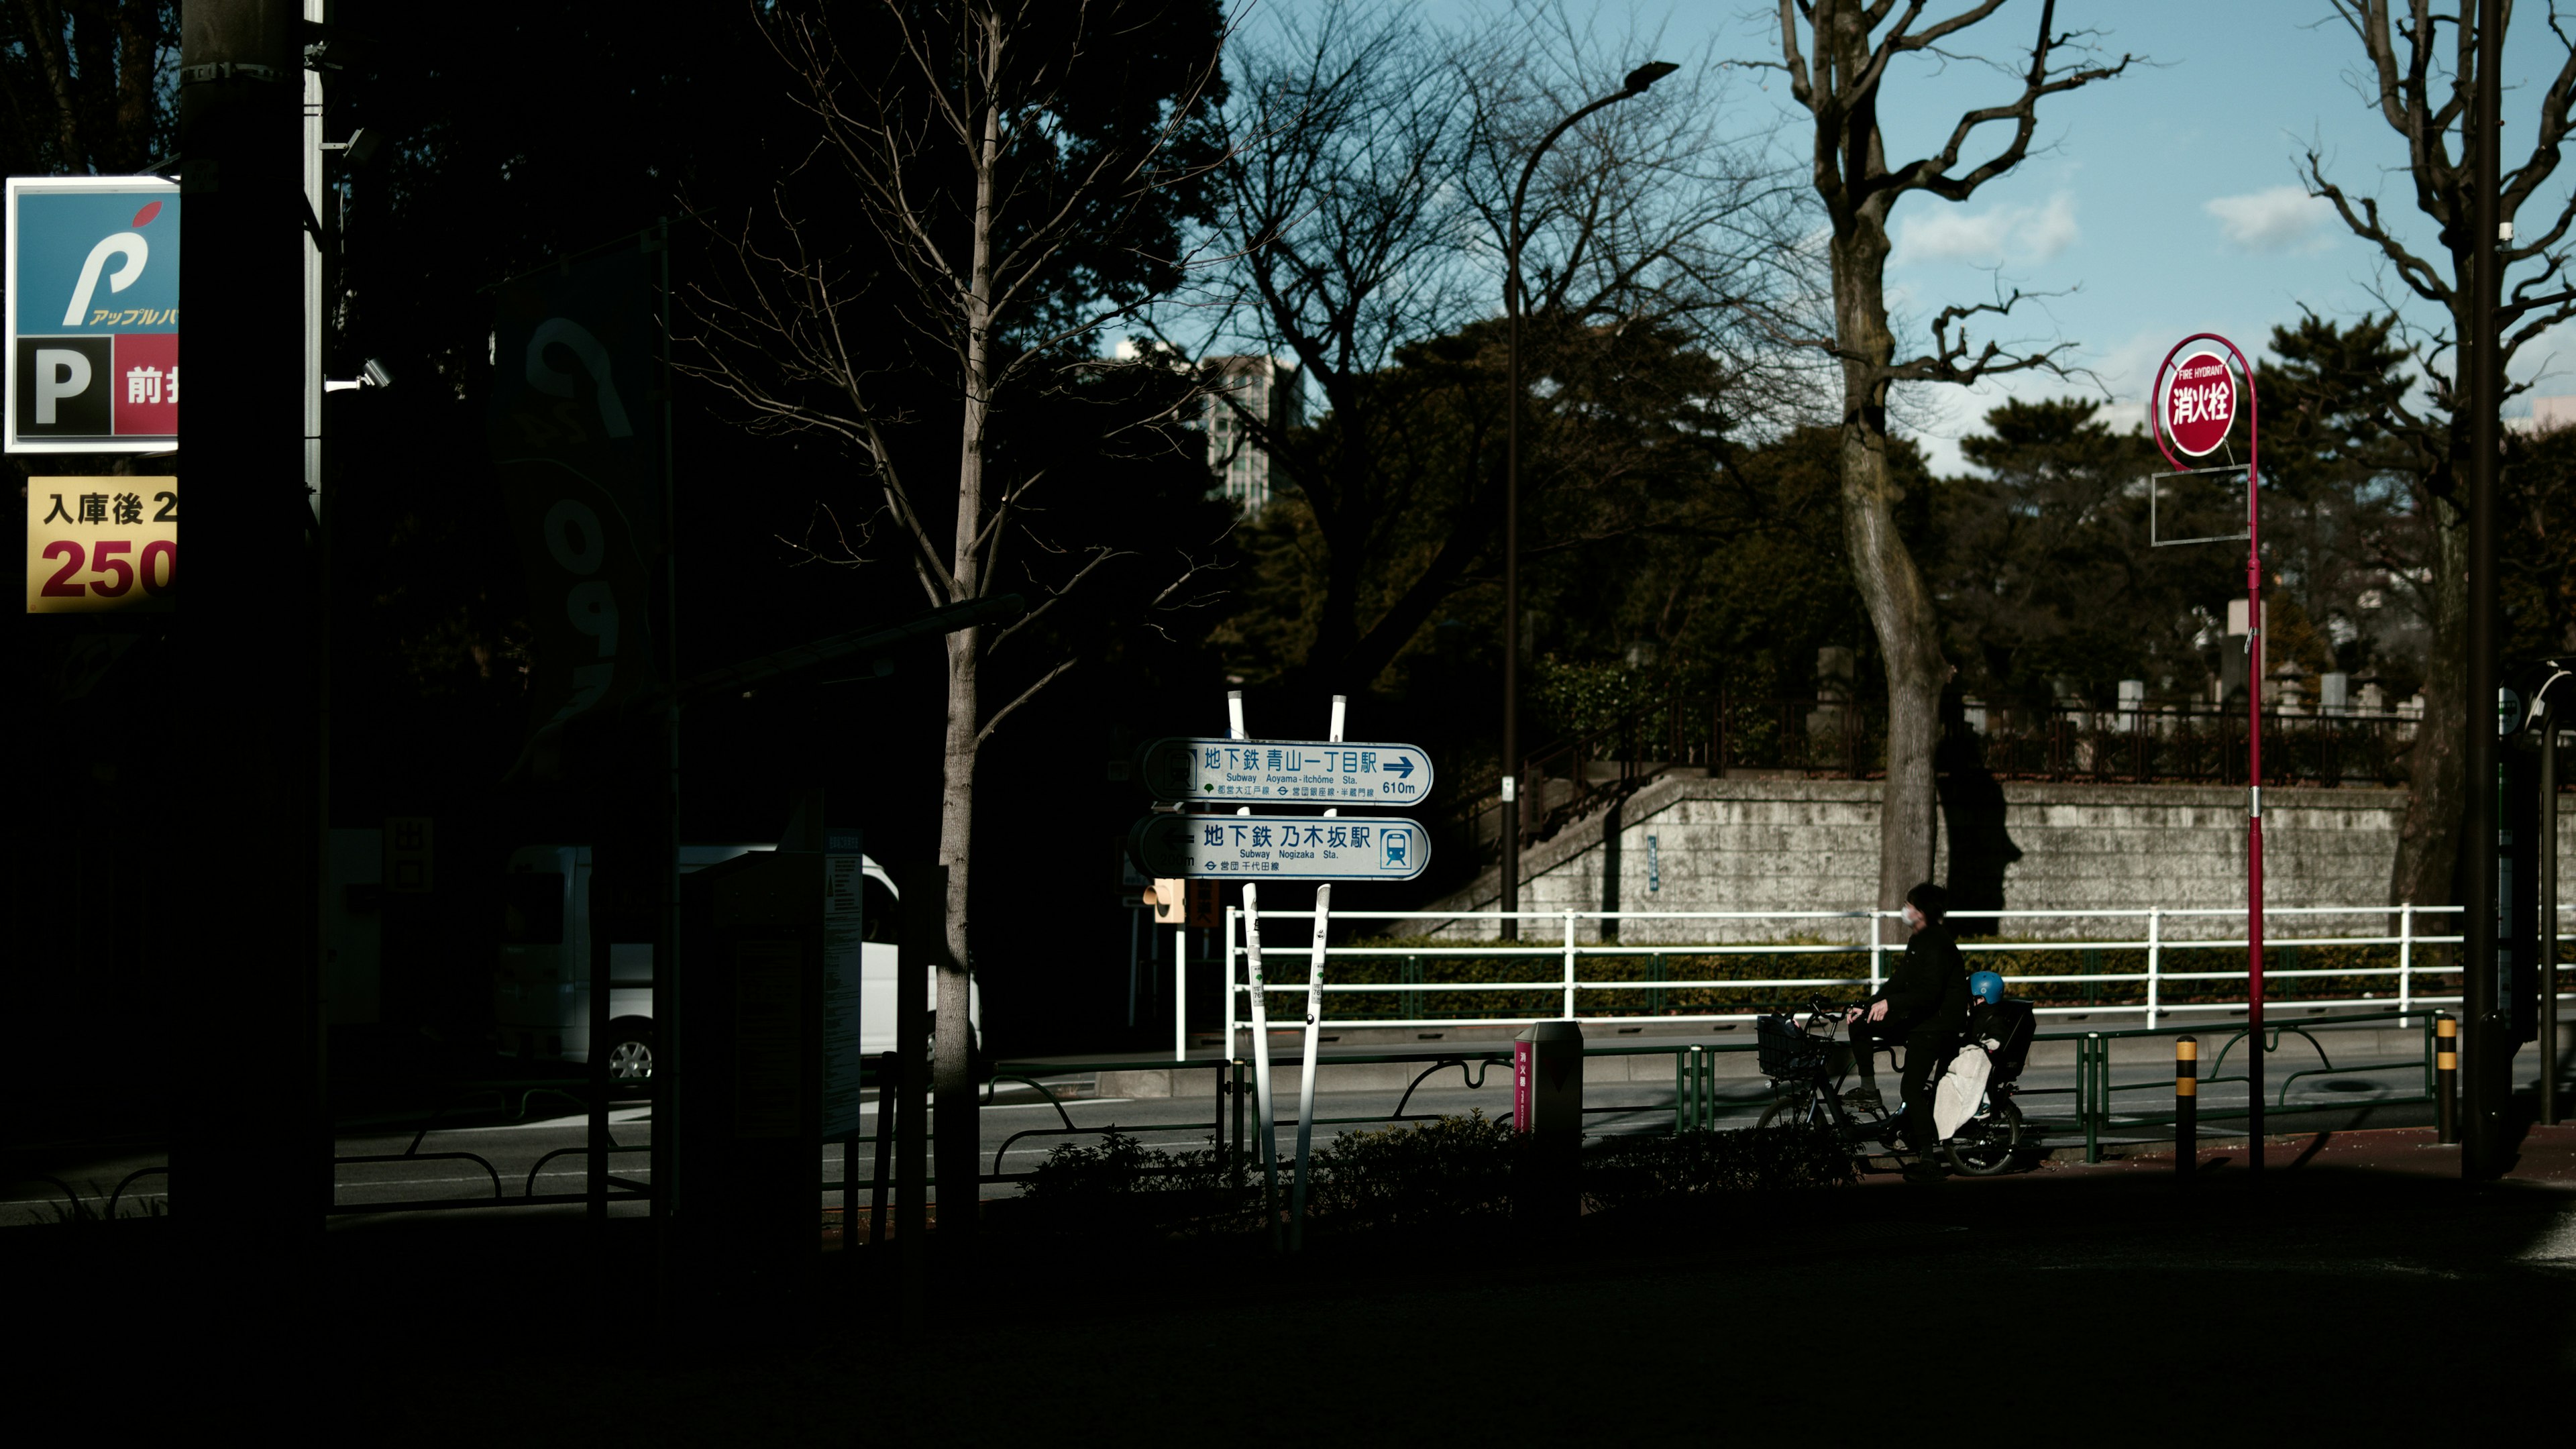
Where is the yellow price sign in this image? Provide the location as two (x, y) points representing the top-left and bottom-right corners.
(25, 474), (174, 614)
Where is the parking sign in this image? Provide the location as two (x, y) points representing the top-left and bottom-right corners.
(6, 175), (180, 453)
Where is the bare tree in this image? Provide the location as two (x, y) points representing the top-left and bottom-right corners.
(1456, 3), (1816, 425)
(1163, 3), (1485, 696)
(1772, 0), (2134, 910)
(1165, 0), (1802, 700)
(0, 1), (173, 176)
(676, 0), (1230, 1010)
(2303, 0), (2576, 910)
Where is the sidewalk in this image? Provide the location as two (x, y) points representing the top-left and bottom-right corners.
(1982, 1120), (2576, 1185)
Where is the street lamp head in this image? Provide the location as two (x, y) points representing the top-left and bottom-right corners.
(1623, 61), (1680, 95)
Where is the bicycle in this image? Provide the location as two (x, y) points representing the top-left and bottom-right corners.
(1752, 997), (2026, 1177)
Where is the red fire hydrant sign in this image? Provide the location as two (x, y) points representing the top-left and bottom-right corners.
(2163, 348), (2237, 457)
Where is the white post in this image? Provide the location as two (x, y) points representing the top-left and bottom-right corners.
(2146, 907), (2162, 1030)
(1173, 924), (1187, 1063)
(1228, 691), (1280, 1246)
(2397, 901), (2413, 1025)
(1289, 696), (1347, 1250)
(1224, 909), (1238, 1055)
(1562, 910), (1578, 1020)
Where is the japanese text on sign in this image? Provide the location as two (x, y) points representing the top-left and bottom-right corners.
(2164, 350), (2237, 458)
(7, 176), (180, 453)
(25, 474), (175, 614)
(1129, 812), (1430, 881)
(1138, 737), (1434, 804)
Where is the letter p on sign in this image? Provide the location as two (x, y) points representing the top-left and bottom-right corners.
(13, 337), (111, 435)
(34, 347), (89, 423)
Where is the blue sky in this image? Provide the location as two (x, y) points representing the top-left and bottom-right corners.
(1290, 1), (2576, 472)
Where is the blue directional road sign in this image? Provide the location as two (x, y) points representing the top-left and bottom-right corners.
(1138, 737), (1434, 805)
(1129, 813), (1430, 882)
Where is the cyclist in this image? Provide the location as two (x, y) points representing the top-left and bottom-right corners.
(1844, 882), (1969, 1183)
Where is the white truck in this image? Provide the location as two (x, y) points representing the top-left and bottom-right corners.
(494, 843), (975, 1086)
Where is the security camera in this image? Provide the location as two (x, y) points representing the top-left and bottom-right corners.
(362, 358), (393, 389)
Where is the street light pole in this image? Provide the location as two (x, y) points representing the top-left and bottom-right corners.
(1501, 60), (1676, 943)
(2464, 0), (2506, 1179)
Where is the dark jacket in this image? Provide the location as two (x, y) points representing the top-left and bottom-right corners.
(1872, 922), (1969, 1037)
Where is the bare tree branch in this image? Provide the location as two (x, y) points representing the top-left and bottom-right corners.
(679, 0), (1240, 975)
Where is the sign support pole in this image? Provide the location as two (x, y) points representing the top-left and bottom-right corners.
(1229, 691), (1283, 1251)
(2243, 394), (2267, 1175)
(2151, 333), (2265, 1172)
(1129, 708), (1432, 1248)
(1288, 695), (1347, 1250)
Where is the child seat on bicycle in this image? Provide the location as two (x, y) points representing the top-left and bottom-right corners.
(1933, 973), (2035, 1140)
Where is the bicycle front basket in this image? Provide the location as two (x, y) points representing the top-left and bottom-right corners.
(1756, 1012), (1830, 1077)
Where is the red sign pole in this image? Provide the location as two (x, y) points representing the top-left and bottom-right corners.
(2152, 333), (2265, 1173)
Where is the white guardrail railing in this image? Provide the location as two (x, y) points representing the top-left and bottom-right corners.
(1179, 903), (2576, 1061)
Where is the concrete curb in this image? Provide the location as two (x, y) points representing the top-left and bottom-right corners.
(1097, 1021), (2445, 1099)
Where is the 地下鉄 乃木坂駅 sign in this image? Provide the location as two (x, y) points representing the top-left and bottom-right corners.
(1128, 813), (1430, 882)
(1138, 737), (1434, 805)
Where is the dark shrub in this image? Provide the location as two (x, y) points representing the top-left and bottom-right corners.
(1016, 1132), (1253, 1240)
(1015, 1114), (1854, 1244)
(1582, 1122), (1856, 1215)
(1302, 1110), (1523, 1237)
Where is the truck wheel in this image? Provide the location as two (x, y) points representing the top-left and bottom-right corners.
(604, 1019), (655, 1095)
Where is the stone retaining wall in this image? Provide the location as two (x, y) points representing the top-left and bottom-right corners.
(1416, 775), (2576, 944)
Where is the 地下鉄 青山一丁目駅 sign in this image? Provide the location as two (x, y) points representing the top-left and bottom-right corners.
(1138, 737), (1434, 804)
(1128, 813), (1430, 882)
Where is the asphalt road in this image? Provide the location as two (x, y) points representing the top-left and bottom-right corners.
(4, 1044), (2557, 1225)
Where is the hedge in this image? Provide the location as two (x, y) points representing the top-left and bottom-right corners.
(1013, 1113), (1856, 1244)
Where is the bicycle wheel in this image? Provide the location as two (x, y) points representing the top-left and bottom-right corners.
(1755, 1091), (1826, 1131)
(1941, 1095), (2025, 1176)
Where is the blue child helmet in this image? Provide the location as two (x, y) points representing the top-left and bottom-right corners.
(1969, 970), (2005, 1004)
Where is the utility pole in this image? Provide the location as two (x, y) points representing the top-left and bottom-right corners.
(2463, 0), (2507, 1179)
(174, 0), (321, 1267)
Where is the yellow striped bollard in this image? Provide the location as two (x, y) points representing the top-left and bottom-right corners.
(2435, 1013), (2459, 1146)
(2175, 1035), (2198, 1180)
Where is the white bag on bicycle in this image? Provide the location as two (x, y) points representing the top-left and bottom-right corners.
(1933, 1040), (1998, 1141)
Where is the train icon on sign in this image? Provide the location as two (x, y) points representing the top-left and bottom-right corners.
(1379, 829), (1412, 871)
